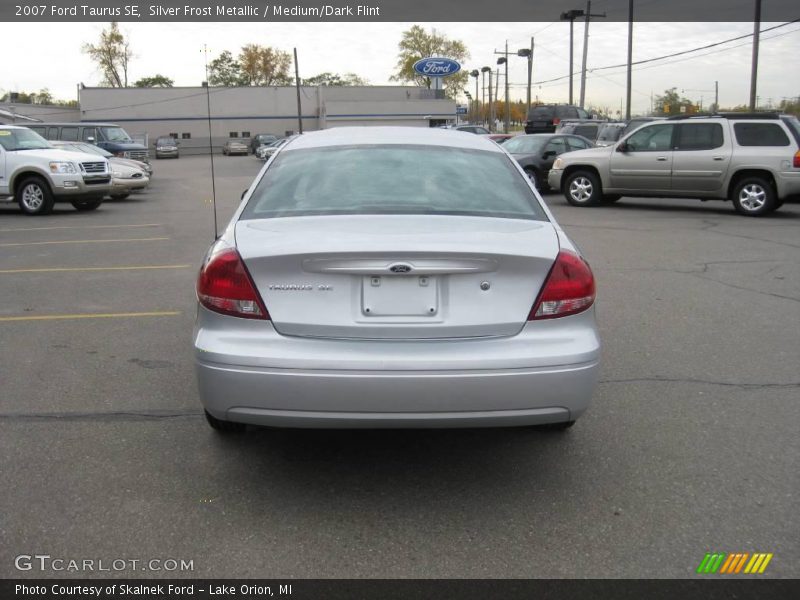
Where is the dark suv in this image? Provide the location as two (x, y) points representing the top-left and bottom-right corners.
(29, 122), (150, 163)
(525, 105), (590, 134)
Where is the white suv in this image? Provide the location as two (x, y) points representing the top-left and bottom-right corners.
(0, 125), (112, 215)
(547, 113), (800, 216)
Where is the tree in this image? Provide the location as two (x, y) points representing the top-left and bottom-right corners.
(134, 74), (174, 87)
(654, 88), (695, 116)
(82, 22), (132, 87)
(238, 44), (292, 86)
(391, 25), (469, 100)
(303, 72), (368, 86)
(207, 50), (247, 87)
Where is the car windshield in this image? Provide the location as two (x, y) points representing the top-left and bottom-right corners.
(241, 144), (547, 221)
(528, 106), (554, 119)
(502, 136), (548, 154)
(597, 126), (623, 141)
(157, 138), (175, 145)
(0, 128), (51, 151)
(73, 142), (112, 157)
(99, 126), (133, 142)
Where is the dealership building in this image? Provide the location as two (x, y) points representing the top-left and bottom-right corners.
(3, 85), (458, 153)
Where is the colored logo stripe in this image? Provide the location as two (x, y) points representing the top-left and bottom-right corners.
(698, 552), (773, 574)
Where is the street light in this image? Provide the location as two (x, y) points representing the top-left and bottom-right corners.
(470, 70), (479, 124)
(497, 57), (508, 133)
(481, 66), (492, 130)
(560, 8), (585, 105)
(517, 47), (533, 120)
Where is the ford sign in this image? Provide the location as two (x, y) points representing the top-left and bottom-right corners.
(412, 57), (461, 78)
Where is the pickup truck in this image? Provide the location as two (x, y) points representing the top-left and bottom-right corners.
(0, 125), (112, 215)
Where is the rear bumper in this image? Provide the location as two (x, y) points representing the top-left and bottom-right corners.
(194, 307), (600, 428)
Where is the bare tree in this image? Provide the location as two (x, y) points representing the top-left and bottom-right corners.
(82, 22), (132, 87)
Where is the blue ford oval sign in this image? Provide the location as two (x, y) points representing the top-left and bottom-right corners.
(412, 57), (461, 78)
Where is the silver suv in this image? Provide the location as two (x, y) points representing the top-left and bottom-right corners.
(547, 113), (800, 216)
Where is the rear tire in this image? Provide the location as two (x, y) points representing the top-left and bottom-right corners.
(731, 176), (777, 216)
(564, 171), (602, 207)
(16, 176), (55, 215)
(205, 410), (246, 433)
(524, 167), (541, 190)
(70, 198), (103, 211)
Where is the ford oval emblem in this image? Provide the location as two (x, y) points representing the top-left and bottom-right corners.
(412, 57), (461, 78)
(389, 264), (413, 274)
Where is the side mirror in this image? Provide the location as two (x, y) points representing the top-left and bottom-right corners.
(616, 142), (628, 153)
(86, 136), (95, 143)
(542, 150), (556, 159)
(241, 189), (248, 200)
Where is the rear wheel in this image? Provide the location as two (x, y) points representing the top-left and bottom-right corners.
(731, 177), (777, 216)
(205, 410), (246, 433)
(564, 171), (602, 207)
(17, 176), (55, 215)
(524, 167), (541, 190)
(71, 198), (103, 211)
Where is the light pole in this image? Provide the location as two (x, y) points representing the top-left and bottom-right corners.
(560, 8), (585, 105)
(463, 90), (472, 125)
(517, 46), (533, 122)
(470, 70), (479, 124)
(481, 66), (491, 129)
(497, 56), (509, 133)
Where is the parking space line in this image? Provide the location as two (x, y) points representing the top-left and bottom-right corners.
(0, 265), (191, 274)
(0, 311), (181, 322)
(0, 223), (162, 233)
(0, 237), (169, 247)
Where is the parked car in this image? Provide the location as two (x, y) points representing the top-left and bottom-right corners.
(450, 125), (491, 134)
(194, 127), (600, 433)
(502, 133), (594, 190)
(51, 139), (152, 178)
(28, 122), (150, 163)
(547, 113), (800, 216)
(488, 134), (514, 144)
(594, 123), (627, 147)
(50, 141), (149, 200)
(620, 116), (666, 138)
(250, 133), (279, 154)
(255, 138), (290, 160)
(556, 121), (604, 142)
(222, 140), (249, 156)
(155, 136), (179, 159)
(0, 125), (110, 215)
(525, 104), (591, 134)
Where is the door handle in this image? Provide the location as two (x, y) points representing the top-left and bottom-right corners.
(656, 156), (668, 161)
(712, 156), (725, 161)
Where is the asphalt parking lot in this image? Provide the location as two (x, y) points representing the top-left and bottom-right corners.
(1, 154), (798, 579)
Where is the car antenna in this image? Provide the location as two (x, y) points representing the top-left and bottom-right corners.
(202, 44), (219, 240)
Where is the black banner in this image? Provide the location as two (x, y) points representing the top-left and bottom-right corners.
(2, 0), (799, 22)
(2, 579), (800, 600)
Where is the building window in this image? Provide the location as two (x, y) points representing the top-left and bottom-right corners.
(182, 133), (191, 139)
(169, 132), (178, 139)
(229, 132), (238, 138)
(241, 131), (251, 138)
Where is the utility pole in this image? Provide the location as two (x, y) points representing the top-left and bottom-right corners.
(749, 0), (761, 111)
(293, 48), (303, 134)
(579, 1), (606, 109)
(517, 41), (534, 120)
(488, 69), (494, 132)
(560, 8), (585, 105)
(481, 66), (491, 127)
(625, 0), (633, 120)
(494, 44), (511, 133)
(715, 81), (719, 112)
(504, 41), (510, 132)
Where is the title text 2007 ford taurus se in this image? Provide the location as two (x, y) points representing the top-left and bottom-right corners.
(193, 127), (600, 432)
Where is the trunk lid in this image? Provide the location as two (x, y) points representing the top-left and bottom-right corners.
(235, 215), (560, 339)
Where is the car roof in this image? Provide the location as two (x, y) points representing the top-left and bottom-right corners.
(0, 124), (28, 130)
(285, 126), (505, 153)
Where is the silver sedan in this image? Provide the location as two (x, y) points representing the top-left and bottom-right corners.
(194, 127), (600, 432)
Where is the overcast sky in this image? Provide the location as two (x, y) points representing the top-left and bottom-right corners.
(2, 21), (798, 115)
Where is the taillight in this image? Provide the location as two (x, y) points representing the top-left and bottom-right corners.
(196, 247), (268, 319)
(552, 118), (561, 125)
(793, 150), (800, 168)
(529, 250), (595, 320)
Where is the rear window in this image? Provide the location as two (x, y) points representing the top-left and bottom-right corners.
(779, 117), (800, 145)
(241, 145), (547, 222)
(597, 125), (623, 142)
(733, 123), (790, 147)
(528, 106), (555, 120)
(573, 124), (599, 139)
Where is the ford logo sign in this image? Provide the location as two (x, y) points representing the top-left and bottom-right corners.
(412, 57), (461, 78)
(389, 264), (413, 274)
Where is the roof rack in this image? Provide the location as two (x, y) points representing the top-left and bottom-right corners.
(665, 112), (780, 121)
